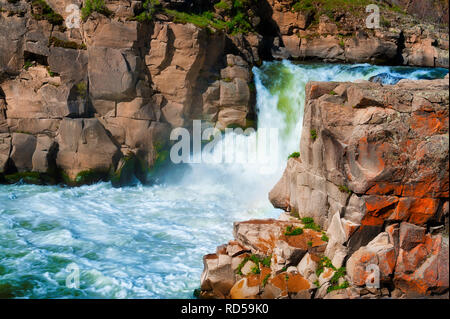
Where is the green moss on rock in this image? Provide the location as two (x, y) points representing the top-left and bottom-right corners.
(4, 171), (57, 185)
(61, 169), (111, 187)
(111, 153), (148, 187)
(31, 0), (64, 25)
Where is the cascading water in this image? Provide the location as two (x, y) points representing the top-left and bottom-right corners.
(0, 61), (447, 298)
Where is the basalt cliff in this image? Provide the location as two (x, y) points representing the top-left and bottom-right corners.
(199, 76), (449, 299)
(0, 0), (449, 186)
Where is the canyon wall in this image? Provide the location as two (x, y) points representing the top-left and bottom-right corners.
(0, 0), (259, 185)
(200, 76), (449, 299)
(0, 0), (448, 186)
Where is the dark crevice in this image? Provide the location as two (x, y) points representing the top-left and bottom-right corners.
(23, 51), (48, 66)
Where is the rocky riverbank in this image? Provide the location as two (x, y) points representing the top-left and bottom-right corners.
(199, 76), (449, 299)
(1, 0), (449, 186)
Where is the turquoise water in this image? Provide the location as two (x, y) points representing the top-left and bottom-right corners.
(0, 62), (447, 298)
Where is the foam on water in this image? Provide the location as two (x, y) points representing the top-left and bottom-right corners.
(0, 62), (447, 298)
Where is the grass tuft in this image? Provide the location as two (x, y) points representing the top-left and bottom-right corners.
(81, 0), (112, 21)
(284, 225), (304, 236)
(31, 0), (64, 25)
(310, 129), (317, 141)
(288, 151), (300, 159)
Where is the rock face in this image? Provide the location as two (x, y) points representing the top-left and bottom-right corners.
(269, 78), (449, 251)
(270, 0), (449, 67)
(387, 0), (449, 25)
(201, 77), (449, 299)
(0, 0), (258, 185)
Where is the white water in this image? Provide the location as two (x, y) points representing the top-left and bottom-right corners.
(0, 61), (447, 298)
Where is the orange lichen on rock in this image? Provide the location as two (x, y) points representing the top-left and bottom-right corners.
(286, 273), (311, 293)
(410, 111), (448, 136)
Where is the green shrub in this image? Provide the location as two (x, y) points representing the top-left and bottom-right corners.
(31, 0), (64, 25)
(46, 66), (56, 77)
(288, 152), (300, 159)
(321, 234), (329, 242)
(164, 9), (228, 31)
(327, 281), (350, 293)
(292, 0), (314, 12)
(330, 267), (346, 285)
(81, 0), (112, 21)
(214, 0), (232, 11)
(261, 256), (271, 268)
(132, 0), (161, 22)
(310, 129), (317, 141)
(235, 254), (262, 275)
(251, 265), (261, 274)
(262, 274), (270, 287)
(23, 60), (33, 70)
(303, 222), (321, 231)
(316, 256), (335, 277)
(163, 0), (255, 34)
(301, 217), (321, 231)
(338, 184), (352, 194)
(327, 267), (349, 293)
(226, 10), (253, 34)
(301, 217), (314, 224)
(284, 225), (304, 236)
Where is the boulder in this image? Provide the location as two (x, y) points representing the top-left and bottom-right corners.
(297, 253), (318, 283)
(200, 253), (236, 298)
(399, 222), (426, 251)
(10, 133), (37, 172)
(1, 66), (85, 119)
(87, 47), (138, 101)
(345, 36), (398, 64)
(0, 13), (27, 74)
(272, 10), (309, 35)
(32, 135), (57, 173)
(229, 277), (260, 299)
(48, 47), (88, 83)
(0, 133), (11, 173)
(346, 232), (396, 286)
(299, 36), (345, 62)
(56, 118), (120, 180)
(393, 226), (449, 296)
